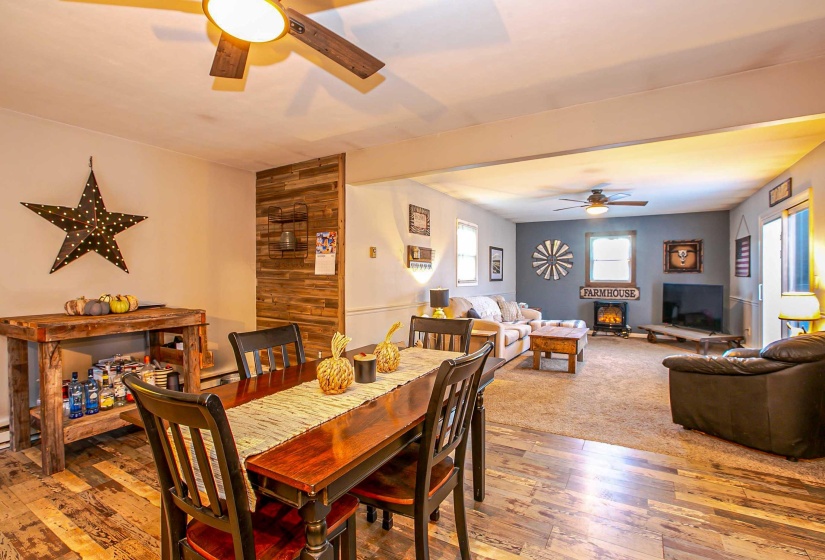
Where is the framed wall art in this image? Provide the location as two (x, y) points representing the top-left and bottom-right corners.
(663, 239), (703, 273)
(769, 178), (792, 207)
(735, 236), (751, 277)
(489, 246), (503, 281)
(409, 204), (430, 236)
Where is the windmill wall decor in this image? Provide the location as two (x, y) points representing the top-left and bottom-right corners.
(532, 239), (573, 280)
(21, 158), (147, 274)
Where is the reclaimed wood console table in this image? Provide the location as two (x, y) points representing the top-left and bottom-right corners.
(1, 307), (207, 475)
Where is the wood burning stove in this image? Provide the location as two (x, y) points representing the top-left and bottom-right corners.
(593, 301), (630, 338)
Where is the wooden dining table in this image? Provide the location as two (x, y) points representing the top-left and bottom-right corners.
(122, 345), (504, 559)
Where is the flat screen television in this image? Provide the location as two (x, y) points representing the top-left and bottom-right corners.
(662, 283), (724, 332)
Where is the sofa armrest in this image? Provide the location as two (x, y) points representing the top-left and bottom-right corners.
(723, 348), (761, 358)
(521, 308), (541, 321)
(662, 355), (793, 375)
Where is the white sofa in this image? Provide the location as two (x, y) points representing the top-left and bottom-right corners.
(445, 295), (587, 362)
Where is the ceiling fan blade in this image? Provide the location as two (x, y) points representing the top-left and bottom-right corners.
(554, 205), (587, 211)
(606, 192), (631, 201)
(285, 7), (385, 79)
(607, 200), (649, 206)
(558, 198), (589, 204)
(210, 32), (250, 79)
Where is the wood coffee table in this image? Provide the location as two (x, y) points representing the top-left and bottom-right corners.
(530, 325), (589, 373)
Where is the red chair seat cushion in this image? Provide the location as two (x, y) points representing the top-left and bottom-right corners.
(351, 442), (455, 506)
(186, 494), (358, 560)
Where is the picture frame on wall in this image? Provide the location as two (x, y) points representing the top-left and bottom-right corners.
(735, 236), (751, 277)
(409, 204), (430, 236)
(490, 246), (503, 281)
(769, 178), (792, 207)
(663, 240), (703, 273)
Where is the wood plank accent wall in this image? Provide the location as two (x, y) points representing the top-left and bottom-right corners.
(256, 155), (346, 359)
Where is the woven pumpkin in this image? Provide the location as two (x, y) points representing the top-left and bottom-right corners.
(317, 332), (354, 395)
(375, 322), (402, 373)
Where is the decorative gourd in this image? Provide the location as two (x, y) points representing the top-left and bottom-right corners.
(124, 294), (139, 311)
(64, 297), (88, 316)
(85, 300), (102, 316)
(317, 332), (354, 395)
(375, 321), (403, 373)
(98, 293), (113, 303)
(110, 295), (130, 314)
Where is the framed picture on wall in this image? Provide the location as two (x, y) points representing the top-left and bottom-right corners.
(663, 240), (703, 273)
(490, 246), (503, 281)
(735, 236), (751, 277)
(409, 204), (430, 236)
(769, 178), (792, 207)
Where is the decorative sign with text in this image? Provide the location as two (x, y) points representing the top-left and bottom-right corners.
(579, 286), (640, 300)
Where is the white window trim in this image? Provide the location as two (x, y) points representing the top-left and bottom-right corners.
(585, 231), (636, 287)
(456, 219), (479, 286)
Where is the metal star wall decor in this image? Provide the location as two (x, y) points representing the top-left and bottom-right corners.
(21, 160), (147, 274)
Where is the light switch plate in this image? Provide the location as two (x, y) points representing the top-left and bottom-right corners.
(369, 247), (377, 258)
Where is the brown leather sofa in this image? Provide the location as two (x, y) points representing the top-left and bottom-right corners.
(662, 332), (825, 460)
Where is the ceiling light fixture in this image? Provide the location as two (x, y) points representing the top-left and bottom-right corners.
(202, 0), (289, 43)
(586, 204), (609, 215)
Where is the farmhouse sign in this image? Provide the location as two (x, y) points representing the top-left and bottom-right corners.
(579, 286), (640, 300)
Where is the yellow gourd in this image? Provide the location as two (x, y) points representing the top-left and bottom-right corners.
(375, 322), (402, 373)
(317, 332), (354, 395)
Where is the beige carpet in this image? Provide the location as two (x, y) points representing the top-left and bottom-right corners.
(485, 335), (825, 483)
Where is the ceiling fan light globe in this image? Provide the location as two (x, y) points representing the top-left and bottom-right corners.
(202, 0), (288, 43)
(586, 204), (608, 215)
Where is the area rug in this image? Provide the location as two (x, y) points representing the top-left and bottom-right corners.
(484, 335), (825, 483)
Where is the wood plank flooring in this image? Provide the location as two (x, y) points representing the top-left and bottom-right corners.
(1, 423), (824, 559)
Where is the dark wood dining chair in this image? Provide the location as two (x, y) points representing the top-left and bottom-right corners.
(229, 324), (306, 379)
(408, 315), (474, 354)
(123, 373), (358, 560)
(351, 342), (493, 560)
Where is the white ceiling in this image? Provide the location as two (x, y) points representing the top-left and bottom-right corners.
(3, 0), (825, 171)
(408, 117), (825, 222)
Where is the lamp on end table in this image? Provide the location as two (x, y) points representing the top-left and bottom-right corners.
(430, 288), (450, 319)
(779, 292), (821, 336)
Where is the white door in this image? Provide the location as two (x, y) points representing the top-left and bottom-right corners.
(761, 218), (782, 345)
(760, 200), (811, 345)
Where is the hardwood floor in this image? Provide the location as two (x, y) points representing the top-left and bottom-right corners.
(1, 423), (825, 559)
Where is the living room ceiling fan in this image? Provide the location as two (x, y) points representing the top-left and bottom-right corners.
(554, 188), (649, 215)
(198, 0), (385, 79)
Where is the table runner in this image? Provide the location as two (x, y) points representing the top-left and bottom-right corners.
(178, 347), (462, 510)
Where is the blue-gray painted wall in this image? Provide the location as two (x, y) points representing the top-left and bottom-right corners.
(516, 211), (731, 331)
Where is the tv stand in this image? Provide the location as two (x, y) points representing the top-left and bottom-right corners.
(638, 324), (744, 355)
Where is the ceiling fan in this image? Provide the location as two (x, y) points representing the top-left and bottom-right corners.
(202, 0), (385, 79)
(554, 188), (649, 215)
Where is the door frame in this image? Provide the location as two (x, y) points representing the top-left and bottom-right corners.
(757, 187), (812, 345)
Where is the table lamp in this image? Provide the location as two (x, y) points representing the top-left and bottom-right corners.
(430, 288), (450, 319)
(778, 292), (821, 336)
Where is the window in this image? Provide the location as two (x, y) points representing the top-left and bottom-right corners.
(585, 231), (636, 287)
(456, 220), (478, 286)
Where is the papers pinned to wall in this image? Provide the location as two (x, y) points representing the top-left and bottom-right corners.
(315, 231), (337, 275)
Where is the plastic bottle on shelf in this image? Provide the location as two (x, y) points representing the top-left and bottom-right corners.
(139, 355), (156, 386)
(68, 372), (83, 419)
(99, 366), (114, 411)
(84, 369), (99, 415)
(113, 365), (126, 407)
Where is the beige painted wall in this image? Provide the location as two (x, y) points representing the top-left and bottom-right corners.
(0, 109), (256, 426)
(729, 140), (825, 345)
(345, 180), (516, 348)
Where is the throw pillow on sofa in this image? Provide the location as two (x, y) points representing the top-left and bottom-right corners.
(498, 300), (524, 322)
(467, 307), (481, 319)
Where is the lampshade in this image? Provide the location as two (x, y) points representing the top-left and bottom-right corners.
(586, 204), (608, 215)
(778, 292), (821, 321)
(430, 288), (450, 309)
(202, 0), (289, 43)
